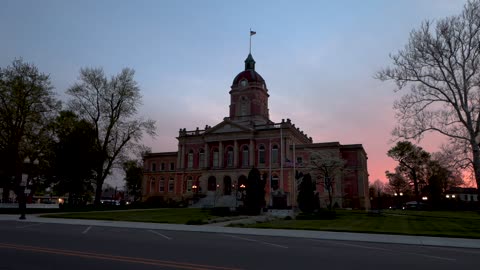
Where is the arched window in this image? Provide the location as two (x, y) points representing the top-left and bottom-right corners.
(272, 145), (279, 164)
(258, 145), (265, 164)
(242, 146), (249, 167)
(227, 147), (234, 167)
(187, 150), (194, 169)
(159, 177), (165, 192)
(208, 176), (217, 191)
(150, 177), (155, 193)
(187, 176), (193, 192)
(213, 149), (219, 168)
(271, 174), (279, 190)
(199, 149), (205, 168)
(168, 177), (175, 193)
(224, 176), (232, 195)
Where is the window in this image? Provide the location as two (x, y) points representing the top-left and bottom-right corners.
(161, 163), (165, 171)
(259, 145), (265, 164)
(150, 178), (155, 193)
(227, 147), (234, 167)
(159, 178), (165, 192)
(208, 176), (217, 191)
(187, 150), (193, 169)
(272, 145), (279, 163)
(199, 149), (205, 168)
(271, 175), (279, 190)
(242, 146), (249, 167)
(240, 103), (247, 116)
(170, 162), (175, 171)
(169, 178), (174, 192)
(187, 177), (193, 192)
(296, 156), (303, 165)
(151, 163), (156, 172)
(213, 149), (219, 167)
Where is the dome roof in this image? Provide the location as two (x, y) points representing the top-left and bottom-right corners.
(232, 70), (265, 85)
(232, 53), (266, 86)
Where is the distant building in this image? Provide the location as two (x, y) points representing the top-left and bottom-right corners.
(143, 53), (370, 209)
(445, 187), (478, 202)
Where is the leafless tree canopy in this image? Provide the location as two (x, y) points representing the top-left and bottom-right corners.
(67, 67), (156, 203)
(377, 1), (480, 190)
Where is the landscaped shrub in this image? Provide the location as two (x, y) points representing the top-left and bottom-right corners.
(185, 219), (206, 225)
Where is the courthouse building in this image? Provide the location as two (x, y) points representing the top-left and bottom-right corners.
(143, 53), (370, 209)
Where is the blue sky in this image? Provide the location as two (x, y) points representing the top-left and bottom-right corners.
(0, 0), (468, 187)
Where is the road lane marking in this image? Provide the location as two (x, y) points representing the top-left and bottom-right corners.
(148, 229), (172, 240)
(82, 226), (92, 234)
(16, 223), (43, 229)
(0, 242), (243, 270)
(222, 234), (288, 249)
(313, 240), (456, 262)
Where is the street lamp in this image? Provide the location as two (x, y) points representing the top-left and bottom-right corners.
(19, 157), (39, 220)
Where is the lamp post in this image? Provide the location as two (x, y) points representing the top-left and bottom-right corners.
(19, 157), (38, 220)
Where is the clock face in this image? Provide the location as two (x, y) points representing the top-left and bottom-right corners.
(240, 80), (248, 87)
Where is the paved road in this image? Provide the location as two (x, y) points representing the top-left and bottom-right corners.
(0, 220), (478, 270)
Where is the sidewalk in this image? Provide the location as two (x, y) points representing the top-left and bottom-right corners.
(1, 214), (480, 249)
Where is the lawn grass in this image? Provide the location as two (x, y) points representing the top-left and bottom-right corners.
(243, 210), (480, 239)
(41, 208), (219, 224)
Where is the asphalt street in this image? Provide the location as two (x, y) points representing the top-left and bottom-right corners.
(0, 220), (478, 270)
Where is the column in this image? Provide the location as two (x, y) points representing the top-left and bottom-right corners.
(204, 143), (209, 168)
(233, 140), (238, 168)
(177, 144), (181, 168)
(249, 139), (254, 166)
(180, 144), (185, 169)
(219, 141), (223, 168)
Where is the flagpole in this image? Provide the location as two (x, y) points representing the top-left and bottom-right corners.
(293, 141), (296, 208)
(280, 123), (283, 193)
(269, 138), (272, 207)
(249, 28), (252, 54)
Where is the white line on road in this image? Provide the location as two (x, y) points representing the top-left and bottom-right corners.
(82, 226), (92, 234)
(16, 223), (43, 229)
(315, 240), (456, 262)
(148, 230), (172, 240)
(222, 234), (288, 249)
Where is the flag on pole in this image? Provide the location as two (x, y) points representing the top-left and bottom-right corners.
(250, 30), (256, 36)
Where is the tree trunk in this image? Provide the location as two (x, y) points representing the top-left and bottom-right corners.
(94, 175), (105, 205)
(471, 142), (480, 206)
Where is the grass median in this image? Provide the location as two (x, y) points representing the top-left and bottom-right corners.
(41, 208), (220, 225)
(239, 210), (480, 239)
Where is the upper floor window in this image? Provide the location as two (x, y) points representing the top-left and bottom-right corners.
(227, 147), (234, 167)
(187, 150), (194, 169)
(199, 149), (205, 168)
(272, 145), (279, 163)
(161, 162), (165, 171)
(258, 145), (265, 164)
(151, 163), (156, 172)
(170, 162), (175, 171)
(242, 146), (249, 167)
(213, 149), (219, 167)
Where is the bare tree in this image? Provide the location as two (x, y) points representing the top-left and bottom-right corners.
(307, 150), (347, 210)
(67, 67), (156, 205)
(377, 0), (480, 192)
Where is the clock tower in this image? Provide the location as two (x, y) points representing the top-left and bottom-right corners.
(229, 53), (270, 125)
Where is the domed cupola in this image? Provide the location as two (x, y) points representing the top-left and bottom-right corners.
(229, 53), (270, 123)
(232, 53), (266, 87)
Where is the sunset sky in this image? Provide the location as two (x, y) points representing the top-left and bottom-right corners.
(0, 0), (469, 188)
